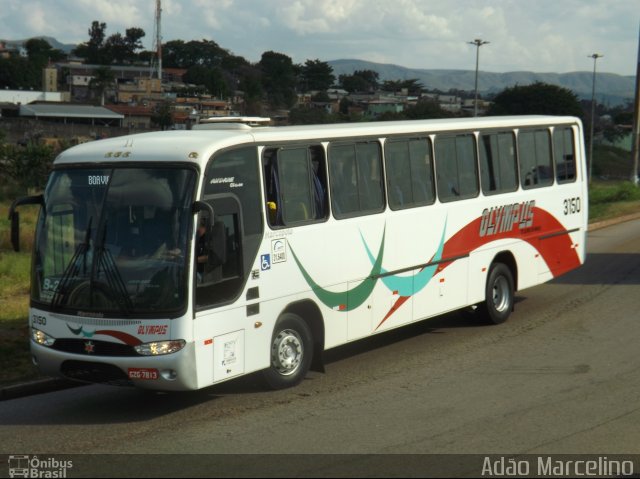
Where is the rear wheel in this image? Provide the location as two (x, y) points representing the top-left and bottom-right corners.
(263, 313), (313, 390)
(479, 263), (514, 324)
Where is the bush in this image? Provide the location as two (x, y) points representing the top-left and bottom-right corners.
(589, 182), (640, 205)
(0, 141), (56, 192)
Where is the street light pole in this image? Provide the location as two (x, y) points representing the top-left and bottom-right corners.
(588, 53), (603, 184)
(468, 39), (489, 117)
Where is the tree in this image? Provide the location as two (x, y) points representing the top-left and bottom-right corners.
(259, 51), (297, 109)
(163, 39), (230, 69)
(151, 101), (173, 130)
(78, 20), (108, 64)
(300, 59), (335, 92)
(487, 82), (583, 117)
(339, 69), (379, 93)
(237, 65), (264, 115)
(124, 28), (146, 61)
(382, 78), (424, 95)
(0, 39), (65, 89)
(74, 21), (145, 64)
(25, 38), (66, 65)
(89, 66), (115, 105)
(104, 33), (128, 64)
(288, 106), (334, 125)
(184, 65), (230, 98)
(404, 98), (451, 119)
(0, 57), (38, 89)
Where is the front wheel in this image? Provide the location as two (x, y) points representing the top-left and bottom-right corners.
(262, 313), (313, 390)
(479, 263), (514, 325)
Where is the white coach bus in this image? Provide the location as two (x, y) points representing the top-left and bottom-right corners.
(10, 116), (587, 391)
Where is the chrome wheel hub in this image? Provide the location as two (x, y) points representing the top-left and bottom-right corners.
(271, 329), (303, 376)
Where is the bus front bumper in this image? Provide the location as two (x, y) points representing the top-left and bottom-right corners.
(30, 340), (199, 391)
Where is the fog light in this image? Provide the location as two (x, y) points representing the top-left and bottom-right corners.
(161, 369), (178, 380)
(32, 328), (55, 347)
(134, 340), (186, 356)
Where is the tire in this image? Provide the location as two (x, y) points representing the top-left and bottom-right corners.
(262, 313), (313, 390)
(479, 263), (514, 325)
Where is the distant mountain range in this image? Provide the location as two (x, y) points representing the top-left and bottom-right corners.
(0, 36), (77, 53)
(328, 59), (636, 107)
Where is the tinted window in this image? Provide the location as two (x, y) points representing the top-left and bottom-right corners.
(435, 134), (479, 202)
(385, 138), (435, 210)
(479, 131), (518, 195)
(519, 129), (553, 189)
(204, 146), (262, 235)
(553, 127), (576, 183)
(329, 141), (385, 218)
(263, 145), (328, 227)
(197, 147), (263, 308)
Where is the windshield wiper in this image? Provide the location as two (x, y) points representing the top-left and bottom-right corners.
(51, 217), (93, 309)
(93, 221), (134, 315)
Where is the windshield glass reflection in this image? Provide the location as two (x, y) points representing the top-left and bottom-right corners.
(32, 167), (196, 317)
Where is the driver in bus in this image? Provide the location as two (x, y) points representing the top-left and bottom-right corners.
(196, 218), (208, 282)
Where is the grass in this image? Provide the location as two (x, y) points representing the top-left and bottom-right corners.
(588, 181), (640, 222)
(0, 200), (41, 386)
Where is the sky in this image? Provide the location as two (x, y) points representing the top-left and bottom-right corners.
(1, 0), (638, 76)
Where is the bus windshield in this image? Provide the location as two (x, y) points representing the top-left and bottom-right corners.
(32, 166), (196, 317)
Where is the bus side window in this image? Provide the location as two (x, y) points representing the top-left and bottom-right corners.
(263, 145), (328, 228)
(479, 131), (518, 195)
(329, 141), (385, 218)
(385, 137), (435, 210)
(435, 134), (478, 202)
(554, 127), (576, 183)
(263, 149), (282, 226)
(520, 129), (553, 189)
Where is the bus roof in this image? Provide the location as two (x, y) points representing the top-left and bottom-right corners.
(53, 115), (582, 168)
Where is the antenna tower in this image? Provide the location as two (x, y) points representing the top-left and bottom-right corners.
(150, 0), (162, 81)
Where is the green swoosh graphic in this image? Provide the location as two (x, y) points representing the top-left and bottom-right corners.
(289, 227), (386, 311)
(67, 324), (95, 338)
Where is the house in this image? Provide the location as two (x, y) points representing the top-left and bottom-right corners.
(19, 103), (124, 127)
(106, 104), (154, 130)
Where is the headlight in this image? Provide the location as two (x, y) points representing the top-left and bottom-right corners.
(32, 328), (55, 347)
(134, 340), (186, 356)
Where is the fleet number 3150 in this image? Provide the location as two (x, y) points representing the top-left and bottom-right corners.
(563, 197), (581, 215)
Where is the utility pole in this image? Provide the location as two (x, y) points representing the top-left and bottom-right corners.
(631, 23), (640, 185)
(588, 53), (603, 184)
(468, 39), (489, 117)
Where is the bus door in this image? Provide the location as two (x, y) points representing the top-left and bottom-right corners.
(193, 146), (263, 387)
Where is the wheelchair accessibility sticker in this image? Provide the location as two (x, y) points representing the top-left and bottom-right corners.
(261, 254), (271, 271)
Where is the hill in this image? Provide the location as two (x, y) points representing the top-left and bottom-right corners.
(328, 59), (636, 106)
(0, 36), (76, 54)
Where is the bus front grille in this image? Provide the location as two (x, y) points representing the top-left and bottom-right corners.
(53, 338), (137, 357)
(60, 360), (132, 386)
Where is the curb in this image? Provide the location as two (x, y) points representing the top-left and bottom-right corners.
(0, 377), (81, 401)
(588, 212), (640, 232)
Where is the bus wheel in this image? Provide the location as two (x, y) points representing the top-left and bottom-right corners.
(263, 313), (313, 390)
(479, 263), (514, 325)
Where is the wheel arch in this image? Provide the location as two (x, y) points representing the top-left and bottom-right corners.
(281, 299), (325, 372)
(491, 250), (518, 292)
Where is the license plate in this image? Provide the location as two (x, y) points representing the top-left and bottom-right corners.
(127, 368), (159, 380)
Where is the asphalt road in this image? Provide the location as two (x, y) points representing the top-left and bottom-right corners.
(1, 219), (639, 476)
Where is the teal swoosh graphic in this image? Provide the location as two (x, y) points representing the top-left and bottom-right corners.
(67, 324), (95, 338)
(289, 227), (386, 311)
(362, 221), (447, 296)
